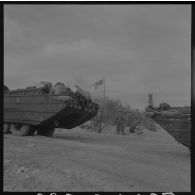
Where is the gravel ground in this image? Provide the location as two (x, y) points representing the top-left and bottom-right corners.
(3, 125), (190, 192)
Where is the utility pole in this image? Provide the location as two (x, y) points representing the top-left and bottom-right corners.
(103, 78), (105, 104)
(148, 93), (153, 107)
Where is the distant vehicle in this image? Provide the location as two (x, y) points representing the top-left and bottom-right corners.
(4, 84), (99, 137)
(145, 106), (191, 150)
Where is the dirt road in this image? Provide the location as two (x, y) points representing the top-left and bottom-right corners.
(4, 126), (190, 192)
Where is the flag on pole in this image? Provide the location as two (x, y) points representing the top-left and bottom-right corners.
(93, 79), (104, 90)
(90, 78), (106, 106)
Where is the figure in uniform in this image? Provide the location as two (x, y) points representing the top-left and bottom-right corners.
(97, 110), (103, 133)
(93, 110), (103, 133)
(133, 109), (143, 134)
(115, 110), (125, 135)
(36, 81), (52, 94)
(127, 112), (135, 133)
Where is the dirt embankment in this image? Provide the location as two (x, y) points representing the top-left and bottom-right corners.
(4, 126), (190, 192)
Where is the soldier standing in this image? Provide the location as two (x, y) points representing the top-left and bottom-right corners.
(115, 110), (125, 135)
(96, 110), (103, 133)
(133, 109), (143, 134)
(127, 112), (135, 133)
(92, 110), (103, 133)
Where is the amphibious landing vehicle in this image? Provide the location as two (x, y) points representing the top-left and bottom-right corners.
(4, 85), (99, 137)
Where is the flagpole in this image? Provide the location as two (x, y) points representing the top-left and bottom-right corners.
(103, 78), (105, 109)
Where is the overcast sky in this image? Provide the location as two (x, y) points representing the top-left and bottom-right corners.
(4, 4), (191, 109)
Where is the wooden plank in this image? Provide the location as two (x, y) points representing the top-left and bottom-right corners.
(4, 103), (65, 113)
(4, 110), (55, 124)
(4, 95), (50, 104)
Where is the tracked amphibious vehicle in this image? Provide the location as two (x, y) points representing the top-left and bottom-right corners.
(4, 85), (99, 136)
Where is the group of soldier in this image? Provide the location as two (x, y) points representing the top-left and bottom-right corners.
(114, 108), (142, 135)
(91, 108), (142, 135)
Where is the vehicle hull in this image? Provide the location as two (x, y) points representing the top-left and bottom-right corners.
(153, 116), (191, 149)
(4, 89), (98, 129)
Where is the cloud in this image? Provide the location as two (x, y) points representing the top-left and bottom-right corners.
(41, 38), (139, 77)
(4, 5), (191, 108)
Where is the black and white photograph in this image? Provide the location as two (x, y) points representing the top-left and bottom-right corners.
(3, 4), (191, 192)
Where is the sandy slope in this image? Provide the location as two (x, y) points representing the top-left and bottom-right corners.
(3, 125), (190, 192)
